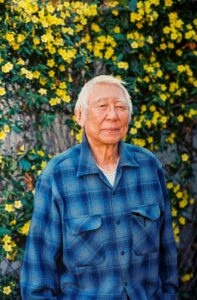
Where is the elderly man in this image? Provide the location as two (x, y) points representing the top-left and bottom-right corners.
(21, 75), (178, 299)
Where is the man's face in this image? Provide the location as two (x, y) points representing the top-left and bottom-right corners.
(80, 82), (130, 146)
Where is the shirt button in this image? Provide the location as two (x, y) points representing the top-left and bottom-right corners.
(125, 282), (128, 287)
(120, 251), (125, 256)
(112, 191), (116, 195)
(116, 220), (120, 225)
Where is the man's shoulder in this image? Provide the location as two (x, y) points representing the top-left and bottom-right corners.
(39, 143), (81, 179)
(124, 143), (162, 166)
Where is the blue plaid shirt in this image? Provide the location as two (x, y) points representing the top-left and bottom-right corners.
(21, 134), (178, 300)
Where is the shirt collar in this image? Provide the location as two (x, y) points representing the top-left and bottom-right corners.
(76, 133), (139, 177)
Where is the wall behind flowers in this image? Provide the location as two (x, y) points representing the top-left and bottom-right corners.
(0, 0), (196, 298)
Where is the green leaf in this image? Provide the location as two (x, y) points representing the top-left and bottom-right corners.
(41, 113), (56, 128)
(12, 124), (22, 133)
(0, 227), (12, 236)
(19, 158), (31, 171)
(119, 0), (127, 6)
(128, 0), (138, 11)
(9, 160), (17, 171)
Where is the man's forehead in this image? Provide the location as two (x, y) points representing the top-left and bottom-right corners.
(94, 96), (127, 103)
(89, 84), (126, 100)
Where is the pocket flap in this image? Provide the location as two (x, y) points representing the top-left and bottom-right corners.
(65, 215), (102, 235)
(131, 204), (160, 220)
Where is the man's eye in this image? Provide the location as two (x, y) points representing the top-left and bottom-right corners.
(116, 105), (126, 110)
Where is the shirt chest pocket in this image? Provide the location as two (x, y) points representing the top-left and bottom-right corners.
(64, 215), (105, 268)
(131, 204), (161, 256)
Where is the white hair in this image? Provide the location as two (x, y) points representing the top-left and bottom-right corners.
(74, 75), (133, 115)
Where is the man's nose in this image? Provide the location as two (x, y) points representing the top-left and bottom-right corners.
(106, 107), (118, 120)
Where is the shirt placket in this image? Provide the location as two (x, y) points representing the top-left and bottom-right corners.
(111, 170), (130, 295)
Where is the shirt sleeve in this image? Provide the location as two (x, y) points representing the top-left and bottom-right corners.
(20, 175), (62, 299)
(157, 166), (179, 300)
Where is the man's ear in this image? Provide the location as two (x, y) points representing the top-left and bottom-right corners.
(75, 108), (86, 127)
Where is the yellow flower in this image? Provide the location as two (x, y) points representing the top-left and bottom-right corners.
(181, 273), (193, 282)
(164, 0), (173, 7)
(147, 36), (153, 44)
(62, 95), (71, 103)
(131, 41), (139, 48)
(59, 82), (67, 89)
(112, 10), (119, 16)
(140, 105), (147, 112)
(147, 136), (153, 143)
(135, 121), (142, 128)
(185, 30), (196, 39)
(149, 105), (156, 112)
(2, 62), (13, 73)
(177, 115), (184, 122)
(172, 208), (177, 217)
(3, 286), (12, 295)
(0, 86), (6, 96)
(59, 65), (65, 72)
(168, 42), (174, 49)
(37, 150), (45, 157)
(179, 217), (186, 225)
(160, 94), (167, 101)
(4, 125), (10, 133)
(14, 200), (22, 209)
(2, 235), (12, 243)
(5, 204), (14, 213)
(39, 78), (47, 86)
(176, 191), (183, 199)
(3, 243), (12, 252)
(113, 26), (120, 34)
(17, 33), (26, 43)
(145, 120), (152, 128)
(41, 161), (47, 169)
(163, 26), (170, 34)
(179, 199), (188, 208)
(160, 84), (167, 91)
(33, 37), (40, 45)
(132, 138), (146, 147)
(177, 65), (185, 72)
(173, 184), (180, 193)
(49, 97), (61, 106)
(20, 220), (31, 235)
(173, 224), (180, 235)
(169, 82), (178, 92)
(10, 220), (17, 225)
(160, 116), (168, 124)
(188, 108), (197, 118)
(117, 61), (129, 70)
(33, 71), (41, 79)
(156, 70), (163, 77)
(38, 88), (47, 95)
(47, 59), (55, 68)
(181, 154), (189, 162)
(176, 49), (182, 56)
(91, 23), (101, 32)
(160, 43), (167, 50)
(48, 70), (55, 77)
(167, 182), (173, 189)
(76, 129), (83, 143)
(130, 128), (137, 135)
(104, 47), (114, 59)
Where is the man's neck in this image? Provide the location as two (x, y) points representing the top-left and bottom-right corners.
(87, 138), (119, 171)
